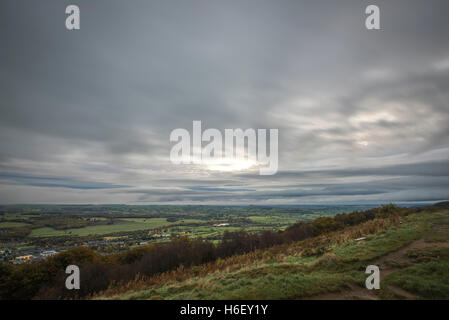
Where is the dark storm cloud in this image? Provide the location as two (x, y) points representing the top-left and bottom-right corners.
(0, 0), (449, 203)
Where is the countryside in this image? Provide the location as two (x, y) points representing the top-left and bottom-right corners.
(1, 202), (448, 299)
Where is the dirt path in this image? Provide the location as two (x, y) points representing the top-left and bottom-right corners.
(307, 238), (449, 300)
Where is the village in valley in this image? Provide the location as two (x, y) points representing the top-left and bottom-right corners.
(0, 204), (377, 264)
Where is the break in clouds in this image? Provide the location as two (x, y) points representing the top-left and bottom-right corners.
(0, 0), (449, 204)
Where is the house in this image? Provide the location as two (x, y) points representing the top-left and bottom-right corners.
(12, 255), (34, 264)
(41, 250), (57, 257)
(213, 223), (230, 227)
(149, 233), (171, 239)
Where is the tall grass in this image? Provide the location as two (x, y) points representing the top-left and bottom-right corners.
(98, 214), (402, 298)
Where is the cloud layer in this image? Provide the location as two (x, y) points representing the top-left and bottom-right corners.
(0, 0), (449, 204)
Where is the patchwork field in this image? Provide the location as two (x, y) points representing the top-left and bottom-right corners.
(0, 222), (30, 228)
(29, 218), (204, 237)
(1, 204), (377, 243)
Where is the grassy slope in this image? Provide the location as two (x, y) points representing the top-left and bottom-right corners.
(102, 209), (449, 300)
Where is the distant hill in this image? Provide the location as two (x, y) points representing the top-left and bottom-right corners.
(434, 201), (449, 207)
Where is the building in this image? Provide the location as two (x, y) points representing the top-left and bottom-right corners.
(213, 223), (230, 227)
(41, 250), (57, 257)
(12, 255), (34, 264)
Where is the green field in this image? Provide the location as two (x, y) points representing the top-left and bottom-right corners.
(1, 213), (35, 221)
(120, 218), (204, 225)
(174, 225), (242, 238)
(0, 221), (30, 228)
(248, 215), (299, 224)
(29, 218), (203, 237)
(0, 204), (380, 242)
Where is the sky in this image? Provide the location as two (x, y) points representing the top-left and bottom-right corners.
(0, 0), (449, 204)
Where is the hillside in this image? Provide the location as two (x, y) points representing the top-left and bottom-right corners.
(99, 207), (449, 300)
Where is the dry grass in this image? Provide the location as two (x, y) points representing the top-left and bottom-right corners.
(96, 215), (399, 299)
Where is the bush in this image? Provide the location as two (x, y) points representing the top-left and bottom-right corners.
(310, 217), (343, 236)
(376, 204), (401, 218)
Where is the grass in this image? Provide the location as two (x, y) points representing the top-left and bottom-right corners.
(27, 216), (299, 239)
(29, 218), (202, 237)
(0, 221), (30, 228)
(247, 215), (299, 224)
(380, 220), (449, 299)
(120, 218), (203, 225)
(385, 261), (449, 299)
(122, 271), (347, 300)
(100, 209), (449, 300)
(1, 213), (36, 220)
(332, 217), (428, 265)
(2, 211), (339, 242)
(172, 225), (242, 238)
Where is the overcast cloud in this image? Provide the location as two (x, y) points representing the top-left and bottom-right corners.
(0, 0), (448, 204)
